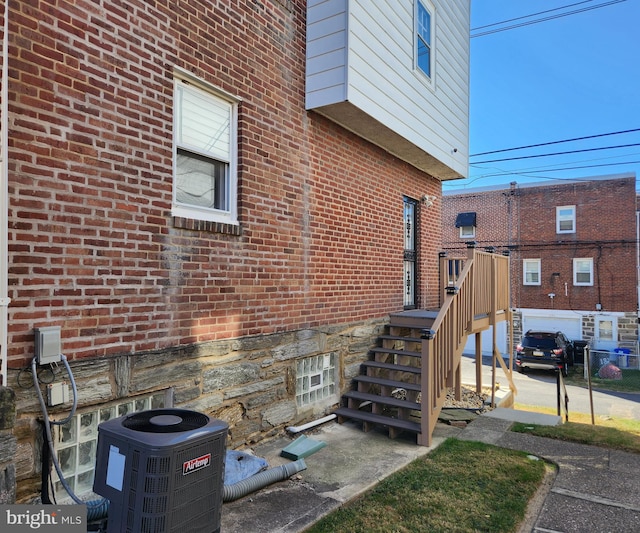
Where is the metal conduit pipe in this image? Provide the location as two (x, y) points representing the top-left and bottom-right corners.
(223, 459), (307, 502)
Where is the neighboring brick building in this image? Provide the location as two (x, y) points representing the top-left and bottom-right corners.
(442, 173), (638, 356)
(0, 1), (472, 503)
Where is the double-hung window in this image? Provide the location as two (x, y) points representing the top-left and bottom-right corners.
(173, 71), (239, 225)
(556, 205), (575, 234)
(573, 258), (593, 286)
(523, 259), (541, 286)
(416, 0), (434, 79)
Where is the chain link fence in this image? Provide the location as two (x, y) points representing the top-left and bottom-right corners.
(584, 347), (640, 380)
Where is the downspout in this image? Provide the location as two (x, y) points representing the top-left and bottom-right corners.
(0, 0), (11, 386)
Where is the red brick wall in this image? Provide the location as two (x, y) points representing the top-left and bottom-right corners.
(443, 177), (637, 314)
(6, 0), (442, 366)
(442, 187), (517, 252)
(516, 178), (637, 312)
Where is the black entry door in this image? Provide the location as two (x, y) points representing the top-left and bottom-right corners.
(403, 197), (418, 309)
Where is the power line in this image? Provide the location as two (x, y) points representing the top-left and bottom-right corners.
(470, 128), (640, 157)
(471, 0), (626, 38)
(471, 0), (596, 31)
(467, 160), (640, 180)
(472, 143), (640, 165)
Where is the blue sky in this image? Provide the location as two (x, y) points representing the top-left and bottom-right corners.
(443, 0), (640, 191)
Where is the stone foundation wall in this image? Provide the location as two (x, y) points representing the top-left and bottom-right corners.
(10, 318), (385, 503)
(0, 387), (17, 504)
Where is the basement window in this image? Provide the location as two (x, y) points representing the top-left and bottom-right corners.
(51, 391), (168, 504)
(296, 354), (336, 407)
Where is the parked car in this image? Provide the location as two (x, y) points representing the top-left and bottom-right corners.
(515, 330), (574, 377)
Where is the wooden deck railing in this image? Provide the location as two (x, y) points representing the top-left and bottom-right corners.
(418, 248), (512, 446)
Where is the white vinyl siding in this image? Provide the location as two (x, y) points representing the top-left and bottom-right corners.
(573, 258), (593, 286)
(172, 73), (239, 225)
(306, 0), (470, 180)
(523, 259), (541, 286)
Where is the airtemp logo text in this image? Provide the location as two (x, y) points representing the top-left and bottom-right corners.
(183, 453), (211, 475)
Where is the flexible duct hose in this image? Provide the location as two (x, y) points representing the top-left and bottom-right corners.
(223, 459), (306, 502)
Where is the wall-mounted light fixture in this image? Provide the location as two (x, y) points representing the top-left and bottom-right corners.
(421, 195), (436, 208)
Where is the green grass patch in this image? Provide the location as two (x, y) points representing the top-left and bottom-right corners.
(564, 366), (640, 392)
(305, 439), (547, 533)
(511, 404), (640, 454)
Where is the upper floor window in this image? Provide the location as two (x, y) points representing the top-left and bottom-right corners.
(173, 72), (239, 225)
(455, 211), (476, 239)
(573, 258), (593, 286)
(523, 259), (541, 286)
(556, 205), (575, 234)
(416, 0), (434, 79)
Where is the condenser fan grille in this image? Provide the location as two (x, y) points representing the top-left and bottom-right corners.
(122, 409), (210, 433)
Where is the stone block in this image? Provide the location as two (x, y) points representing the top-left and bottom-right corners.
(0, 464), (16, 504)
(0, 433), (17, 463)
(223, 377), (284, 400)
(263, 400), (297, 428)
(0, 388), (16, 430)
(203, 362), (261, 392)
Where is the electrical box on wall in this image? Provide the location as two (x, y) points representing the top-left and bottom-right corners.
(47, 382), (70, 406)
(35, 326), (61, 365)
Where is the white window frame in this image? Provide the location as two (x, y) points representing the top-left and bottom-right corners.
(523, 259), (541, 286)
(172, 69), (240, 225)
(415, 0), (435, 82)
(573, 258), (593, 286)
(556, 205), (576, 234)
(459, 225), (475, 239)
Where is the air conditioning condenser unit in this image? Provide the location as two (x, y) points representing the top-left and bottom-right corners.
(93, 409), (228, 533)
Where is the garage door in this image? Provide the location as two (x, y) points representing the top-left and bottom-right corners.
(522, 315), (582, 341)
(463, 322), (507, 356)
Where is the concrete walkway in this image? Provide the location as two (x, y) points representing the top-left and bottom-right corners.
(459, 410), (640, 533)
(220, 409), (640, 533)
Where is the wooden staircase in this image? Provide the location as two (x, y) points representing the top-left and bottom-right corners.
(334, 311), (436, 440)
(334, 248), (514, 446)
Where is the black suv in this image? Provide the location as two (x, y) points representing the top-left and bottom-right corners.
(515, 330), (574, 377)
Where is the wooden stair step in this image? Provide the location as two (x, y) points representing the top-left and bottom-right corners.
(334, 407), (421, 434)
(388, 309), (438, 329)
(362, 360), (422, 374)
(343, 390), (421, 411)
(378, 334), (423, 342)
(352, 375), (421, 392)
(371, 347), (421, 358)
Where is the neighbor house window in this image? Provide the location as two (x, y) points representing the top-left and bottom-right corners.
(173, 71), (239, 224)
(416, 0), (434, 79)
(523, 259), (541, 286)
(52, 392), (168, 504)
(455, 211), (476, 239)
(556, 205), (575, 233)
(573, 258), (593, 286)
